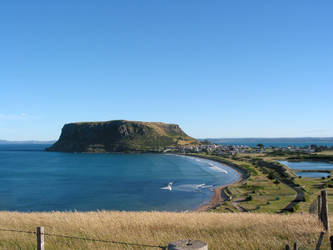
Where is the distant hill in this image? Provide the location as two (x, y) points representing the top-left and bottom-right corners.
(0, 140), (56, 145)
(47, 120), (200, 153)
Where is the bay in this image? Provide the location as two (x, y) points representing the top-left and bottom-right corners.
(0, 144), (239, 211)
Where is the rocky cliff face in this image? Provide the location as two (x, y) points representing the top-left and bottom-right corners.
(47, 120), (199, 153)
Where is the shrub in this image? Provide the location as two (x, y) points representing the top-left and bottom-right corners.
(246, 195), (253, 201)
(268, 173), (275, 180)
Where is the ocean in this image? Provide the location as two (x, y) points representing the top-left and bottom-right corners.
(0, 144), (239, 212)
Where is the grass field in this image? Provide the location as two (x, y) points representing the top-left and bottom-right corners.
(0, 211), (328, 249)
(192, 151), (333, 216)
(294, 175), (333, 214)
(220, 173), (296, 213)
(191, 154), (298, 213)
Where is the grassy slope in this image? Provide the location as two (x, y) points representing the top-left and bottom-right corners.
(0, 211), (326, 250)
(49, 120), (200, 152)
(191, 153), (297, 213)
(195, 152), (333, 216)
(218, 173), (296, 213)
(259, 152), (333, 215)
(294, 176), (333, 213)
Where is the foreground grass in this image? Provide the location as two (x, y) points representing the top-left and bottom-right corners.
(0, 211), (327, 249)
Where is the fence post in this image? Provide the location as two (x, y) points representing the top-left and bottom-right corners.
(293, 242), (298, 250)
(37, 226), (44, 250)
(321, 190), (330, 232)
(315, 231), (325, 250)
(318, 195), (322, 220)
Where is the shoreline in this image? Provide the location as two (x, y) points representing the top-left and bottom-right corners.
(177, 154), (247, 212)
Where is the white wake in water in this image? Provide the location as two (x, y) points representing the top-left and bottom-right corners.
(208, 163), (228, 173)
(161, 183), (214, 192)
(174, 154), (229, 174)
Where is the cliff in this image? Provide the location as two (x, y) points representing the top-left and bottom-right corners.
(46, 120), (200, 153)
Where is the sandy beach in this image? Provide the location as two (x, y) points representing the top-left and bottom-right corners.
(187, 155), (247, 212)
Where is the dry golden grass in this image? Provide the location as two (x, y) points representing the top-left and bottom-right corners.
(0, 211), (327, 249)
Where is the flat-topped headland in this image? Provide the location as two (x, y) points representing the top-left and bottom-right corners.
(47, 120), (200, 153)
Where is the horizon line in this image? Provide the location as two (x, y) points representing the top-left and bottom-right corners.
(1, 136), (333, 143)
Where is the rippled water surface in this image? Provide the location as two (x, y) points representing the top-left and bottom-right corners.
(280, 161), (333, 178)
(0, 145), (240, 211)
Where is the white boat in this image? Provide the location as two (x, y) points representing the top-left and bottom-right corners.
(161, 182), (173, 191)
(167, 182), (173, 191)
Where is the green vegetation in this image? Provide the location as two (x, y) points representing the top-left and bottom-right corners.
(259, 151), (333, 215)
(189, 153), (297, 213)
(47, 120), (200, 153)
(190, 150), (333, 215)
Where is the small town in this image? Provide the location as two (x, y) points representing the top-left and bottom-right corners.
(166, 143), (333, 155)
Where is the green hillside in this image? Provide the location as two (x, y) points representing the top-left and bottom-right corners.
(47, 120), (199, 153)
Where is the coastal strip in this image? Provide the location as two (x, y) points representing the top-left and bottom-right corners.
(176, 154), (248, 212)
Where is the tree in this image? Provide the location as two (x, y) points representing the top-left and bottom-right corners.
(257, 143), (264, 149)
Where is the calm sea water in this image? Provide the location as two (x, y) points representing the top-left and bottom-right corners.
(280, 161), (333, 178)
(0, 144), (239, 211)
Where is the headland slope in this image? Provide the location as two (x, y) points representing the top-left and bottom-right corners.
(47, 120), (199, 153)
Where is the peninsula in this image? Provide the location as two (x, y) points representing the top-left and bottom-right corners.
(46, 120), (200, 153)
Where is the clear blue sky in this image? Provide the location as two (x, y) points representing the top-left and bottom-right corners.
(1, 1), (332, 140)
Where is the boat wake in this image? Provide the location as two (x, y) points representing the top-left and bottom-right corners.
(174, 155), (229, 174)
(161, 182), (214, 192)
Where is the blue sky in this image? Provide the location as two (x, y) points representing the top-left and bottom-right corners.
(1, 1), (332, 140)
